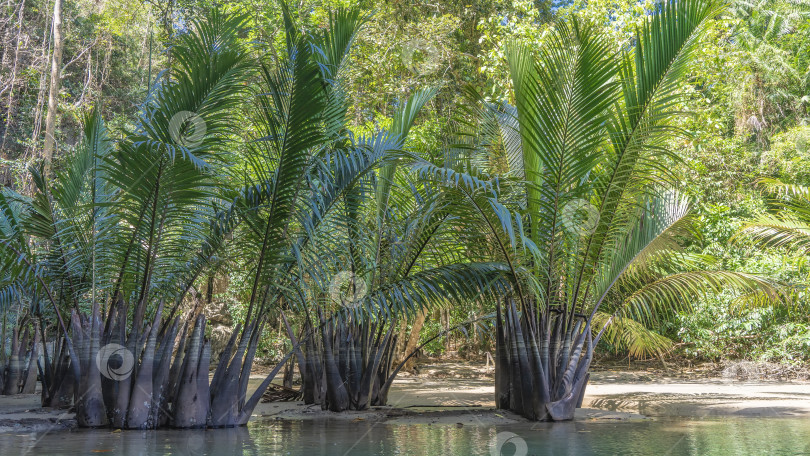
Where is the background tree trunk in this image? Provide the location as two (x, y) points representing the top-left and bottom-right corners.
(1, 0), (25, 153)
(393, 319), (407, 363)
(42, 0), (62, 173)
(401, 309), (427, 370)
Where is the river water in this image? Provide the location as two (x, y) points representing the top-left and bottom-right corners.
(1, 416), (809, 455)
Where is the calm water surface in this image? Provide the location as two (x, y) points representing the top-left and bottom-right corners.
(1, 417), (809, 455)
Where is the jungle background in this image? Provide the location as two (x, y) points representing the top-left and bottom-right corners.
(1, 0), (809, 369)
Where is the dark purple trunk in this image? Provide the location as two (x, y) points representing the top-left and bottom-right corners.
(495, 297), (593, 421)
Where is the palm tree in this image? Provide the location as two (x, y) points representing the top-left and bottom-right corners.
(0, 2), (503, 426)
(235, 7), (509, 412)
(414, 0), (780, 421)
(0, 9), (255, 428)
(288, 163), (511, 411)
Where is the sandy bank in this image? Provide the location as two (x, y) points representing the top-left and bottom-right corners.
(1, 364), (808, 433)
(0, 394), (76, 434)
(250, 376), (643, 425)
(585, 374), (810, 417)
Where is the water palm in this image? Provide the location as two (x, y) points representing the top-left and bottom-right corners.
(420, 0), (779, 420)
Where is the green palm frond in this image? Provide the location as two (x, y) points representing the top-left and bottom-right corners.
(739, 178), (810, 254)
(0, 9), (253, 328)
(412, 161), (543, 303)
(311, 7), (367, 79)
(374, 87), (439, 222)
(739, 214), (810, 253)
(239, 14), (334, 317)
(455, 0), (782, 365)
(757, 177), (810, 199)
(455, 86), (524, 176)
(592, 311), (673, 358)
(99, 9), (250, 309)
(507, 19), (619, 279)
(578, 0), (723, 302)
(618, 270), (782, 326)
(355, 262), (510, 320)
(592, 192), (695, 310)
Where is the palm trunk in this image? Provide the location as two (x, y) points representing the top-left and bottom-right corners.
(151, 318), (179, 427)
(293, 313), (400, 412)
(74, 304), (108, 427)
(494, 297), (509, 408)
(320, 315), (350, 412)
(41, 336), (74, 408)
(125, 302), (163, 429)
(495, 295), (592, 421)
(0, 323), (40, 395)
(172, 316), (208, 428)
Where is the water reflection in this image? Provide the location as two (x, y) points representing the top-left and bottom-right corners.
(0, 417), (809, 455)
(2, 425), (256, 456)
(248, 419), (495, 455)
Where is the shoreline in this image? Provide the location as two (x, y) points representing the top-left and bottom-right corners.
(1, 365), (809, 434)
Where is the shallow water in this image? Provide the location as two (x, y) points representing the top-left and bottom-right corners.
(1, 416), (809, 455)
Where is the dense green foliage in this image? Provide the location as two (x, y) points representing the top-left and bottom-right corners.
(1, 0), (809, 368)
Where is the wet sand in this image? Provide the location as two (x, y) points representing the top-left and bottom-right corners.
(0, 393), (76, 433)
(2, 363), (808, 433)
(250, 375), (644, 425)
(584, 376), (810, 417)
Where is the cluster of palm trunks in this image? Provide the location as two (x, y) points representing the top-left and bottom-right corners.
(0, 322), (38, 395)
(495, 297), (593, 421)
(283, 312), (401, 412)
(1, 298), (289, 429)
(0, 298), (592, 427)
